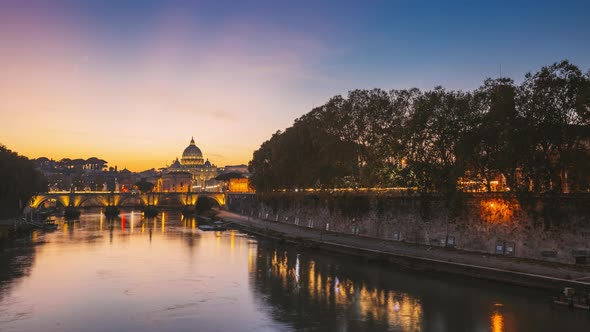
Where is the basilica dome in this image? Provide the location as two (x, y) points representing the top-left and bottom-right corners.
(181, 137), (204, 166)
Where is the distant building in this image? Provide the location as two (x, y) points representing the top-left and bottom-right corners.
(33, 137), (228, 193)
(223, 164), (249, 175)
(33, 156), (112, 191)
(160, 171), (192, 192)
(228, 178), (253, 192)
(215, 172), (254, 193)
(159, 137), (220, 192)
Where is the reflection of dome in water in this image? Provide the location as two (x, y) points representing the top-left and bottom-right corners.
(181, 137), (204, 166)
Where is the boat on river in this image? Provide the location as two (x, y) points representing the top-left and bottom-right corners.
(21, 217), (58, 231)
(198, 221), (228, 231)
(552, 287), (590, 311)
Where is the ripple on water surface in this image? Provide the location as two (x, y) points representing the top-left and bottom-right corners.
(0, 210), (588, 332)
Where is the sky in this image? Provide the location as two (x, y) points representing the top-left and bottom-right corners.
(1, 0), (589, 171)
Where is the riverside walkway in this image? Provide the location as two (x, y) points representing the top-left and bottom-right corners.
(220, 210), (590, 290)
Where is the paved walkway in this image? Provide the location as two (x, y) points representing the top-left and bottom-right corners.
(219, 210), (590, 288)
(0, 218), (19, 227)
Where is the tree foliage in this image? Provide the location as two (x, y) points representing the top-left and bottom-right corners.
(134, 180), (155, 193)
(0, 145), (48, 218)
(249, 61), (590, 193)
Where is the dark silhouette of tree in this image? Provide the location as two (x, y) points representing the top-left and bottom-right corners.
(0, 145), (47, 218)
(134, 180), (155, 193)
(461, 78), (524, 192)
(517, 60), (590, 192)
(248, 60), (590, 194)
(405, 87), (476, 192)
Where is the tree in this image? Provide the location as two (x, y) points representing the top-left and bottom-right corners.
(248, 60), (590, 194)
(134, 180), (155, 193)
(517, 60), (590, 192)
(405, 87), (476, 193)
(0, 144), (47, 218)
(461, 78), (525, 192)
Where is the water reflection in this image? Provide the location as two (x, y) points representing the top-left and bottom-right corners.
(491, 309), (504, 332)
(0, 210), (588, 332)
(0, 232), (39, 324)
(251, 243), (423, 331)
(250, 241), (590, 332)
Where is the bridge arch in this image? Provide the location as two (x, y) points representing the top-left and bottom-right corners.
(157, 193), (186, 207)
(31, 195), (69, 209)
(30, 192), (226, 209)
(195, 195), (222, 210)
(199, 193), (225, 208)
(77, 195), (109, 207)
(117, 195), (146, 207)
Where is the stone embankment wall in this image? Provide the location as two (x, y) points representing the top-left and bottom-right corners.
(227, 193), (590, 264)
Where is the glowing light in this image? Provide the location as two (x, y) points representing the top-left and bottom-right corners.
(491, 311), (504, 332)
(295, 254), (300, 285)
(121, 213), (126, 233)
(308, 260), (316, 299)
(248, 247), (255, 273)
(230, 231), (235, 253)
(481, 198), (519, 223)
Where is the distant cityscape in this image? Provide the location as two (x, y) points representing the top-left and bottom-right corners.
(33, 137), (251, 193)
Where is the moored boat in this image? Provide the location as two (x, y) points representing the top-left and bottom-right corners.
(552, 287), (590, 311)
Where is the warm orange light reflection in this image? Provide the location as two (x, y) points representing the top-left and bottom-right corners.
(248, 247), (255, 273)
(267, 253), (423, 331)
(230, 231), (235, 253)
(491, 311), (504, 332)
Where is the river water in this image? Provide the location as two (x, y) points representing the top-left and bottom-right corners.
(0, 210), (588, 332)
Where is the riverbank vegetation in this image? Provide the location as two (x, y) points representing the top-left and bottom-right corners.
(0, 145), (47, 219)
(249, 60), (590, 194)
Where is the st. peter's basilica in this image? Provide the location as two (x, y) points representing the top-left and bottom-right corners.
(159, 137), (219, 192)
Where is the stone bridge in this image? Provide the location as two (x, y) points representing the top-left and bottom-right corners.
(30, 191), (226, 209)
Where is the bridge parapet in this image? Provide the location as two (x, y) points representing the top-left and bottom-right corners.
(31, 192), (226, 208)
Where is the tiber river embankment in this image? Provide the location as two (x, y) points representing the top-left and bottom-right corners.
(223, 192), (590, 290)
(0, 218), (34, 239)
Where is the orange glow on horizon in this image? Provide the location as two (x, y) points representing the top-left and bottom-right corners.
(0, 6), (325, 171)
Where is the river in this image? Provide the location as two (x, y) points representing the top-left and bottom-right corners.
(0, 210), (588, 331)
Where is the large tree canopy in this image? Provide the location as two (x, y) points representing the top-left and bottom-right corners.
(249, 61), (590, 194)
(0, 145), (47, 218)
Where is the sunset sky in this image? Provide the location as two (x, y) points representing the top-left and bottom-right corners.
(1, 1), (589, 171)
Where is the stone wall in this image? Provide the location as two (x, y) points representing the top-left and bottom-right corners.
(227, 193), (590, 264)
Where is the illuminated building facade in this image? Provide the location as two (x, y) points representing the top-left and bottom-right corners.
(160, 171), (192, 192)
(160, 137), (220, 192)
